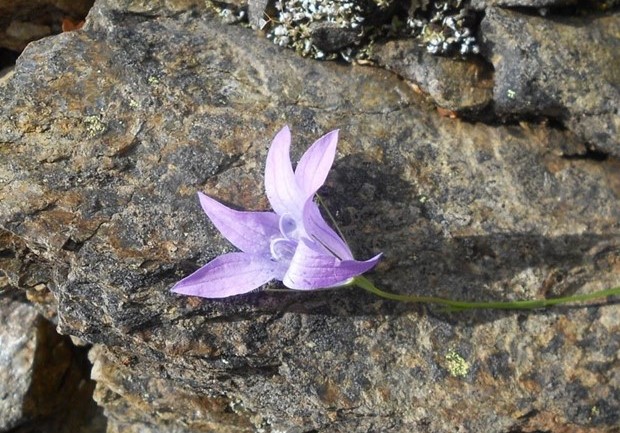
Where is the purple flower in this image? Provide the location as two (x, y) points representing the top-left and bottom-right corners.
(172, 126), (381, 298)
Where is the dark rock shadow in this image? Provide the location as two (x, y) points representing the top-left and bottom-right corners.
(251, 231), (620, 325)
(165, 229), (620, 330)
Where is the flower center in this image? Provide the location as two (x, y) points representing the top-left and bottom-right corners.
(270, 238), (297, 262)
(278, 213), (299, 239)
(269, 214), (303, 263)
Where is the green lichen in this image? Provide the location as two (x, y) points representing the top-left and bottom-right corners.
(84, 115), (106, 138)
(445, 349), (470, 377)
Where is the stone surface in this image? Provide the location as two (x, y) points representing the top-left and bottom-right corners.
(371, 39), (493, 113)
(0, 295), (106, 433)
(469, 0), (578, 9)
(479, 7), (620, 157)
(247, 0), (273, 29)
(0, 0), (619, 432)
(0, 297), (40, 431)
(0, 228), (59, 321)
(471, 0), (620, 8)
(0, 0), (93, 52)
(89, 344), (253, 433)
(309, 22), (361, 53)
(261, 0), (396, 59)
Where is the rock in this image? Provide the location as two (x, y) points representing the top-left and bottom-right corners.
(261, 0), (390, 59)
(409, 0), (480, 57)
(0, 297), (40, 431)
(309, 22), (361, 53)
(0, 295), (106, 432)
(5, 21), (52, 45)
(0, 228), (60, 321)
(214, 0), (248, 26)
(0, 0), (619, 432)
(471, 0), (620, 8)
(0, 0), (93, 52)
(479, 7), (620, 157)
(89, 344), (254, 433)
(371, 39), (493, 113)
(247, 0), (273, 29)
(469, 0), (577, 9)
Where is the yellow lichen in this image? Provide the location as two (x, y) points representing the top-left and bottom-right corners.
(84, 115), (106, 137)
(445, 349), (470, 378)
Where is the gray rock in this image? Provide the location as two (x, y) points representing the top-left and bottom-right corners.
(0, 228), (60, 321)
(247, 0), (273, 29)
(0, 298), (40, 431)
(479, 7), (620, 156)
(0, 0), (619, 432)
(89, 344), (257, 433)
(409, 0), (480, 56)
(469, 0), (577, 9)
(0, 295), (106, 432)
(261, 0), (389, 59)
(309, 22), (361, 53)
(214, 0), (248, 26)
(371, 39), (493, 112)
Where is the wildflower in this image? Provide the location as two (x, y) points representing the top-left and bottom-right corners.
(172, 126), (381, 298)
(173, 126), (620, 311)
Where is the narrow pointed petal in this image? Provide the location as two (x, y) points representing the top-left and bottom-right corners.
(295, 129), (338, 198)
(198, 192), (280, 255)
(303, 200), (353, 260)
(283, 239), (382, 290)
(264, 126), (304, 216)
(171, 253), (279, 298)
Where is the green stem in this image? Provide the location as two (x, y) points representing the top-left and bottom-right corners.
(352, 276), (620, 311)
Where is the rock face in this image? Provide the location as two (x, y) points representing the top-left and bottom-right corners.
(470, 0), (578, 8)
(0, 297), (41, 431)
(373, 6), (619, 157)
(371, 39), (493, 113)
(0, 295), (106, 432)
(0, 0), (619, 432)
(480, 7), (620, 157)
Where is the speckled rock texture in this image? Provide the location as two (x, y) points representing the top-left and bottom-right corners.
(470, 0), (579, 8)
(374, 5), (619, 158)
(0, 0), (619, 432)
(371, 39), (492, 113)
(0, 295), (106, 433)
(480, 7), (620, 157)
(0, 297), (40, 431)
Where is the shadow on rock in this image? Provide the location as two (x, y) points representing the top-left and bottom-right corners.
(166, 229), (618, 326)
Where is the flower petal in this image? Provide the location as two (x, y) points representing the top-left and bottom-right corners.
(264, 125), (304, 216)
(295, 129), (338, 199)
(283, 239), (382, 290)
(302, 200), (353, 260)
(198, 192), (280, 255)
(171, 252), (280, 298)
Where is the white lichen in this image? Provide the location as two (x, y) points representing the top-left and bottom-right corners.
(408, 0), (480, 56)
(267, 0), (370, 59)
(212, 0), (481, 62)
